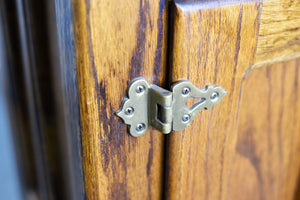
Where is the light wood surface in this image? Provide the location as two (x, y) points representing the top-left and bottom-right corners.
(73, 0), (168, 199)
(165, 1), (300, 199)
(166, 1), (262, 199)
(228, 59), (300, 200)
(72, 0), (300, 199)
(253, 0), (300, 68)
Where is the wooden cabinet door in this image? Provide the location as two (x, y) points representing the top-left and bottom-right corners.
(2, 0), (300, 199)
(59, 0), (300, 199)
(165, 1), (300, 200)
(71, 0), (168, 199)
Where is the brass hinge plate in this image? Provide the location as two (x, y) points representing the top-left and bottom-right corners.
(116, 78), (227, 137)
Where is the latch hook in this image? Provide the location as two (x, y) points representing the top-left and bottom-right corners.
(116, 78), (227, 137)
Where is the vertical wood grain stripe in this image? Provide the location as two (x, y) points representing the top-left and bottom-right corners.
(73, 0), (168, 199)
(165, 1), (262, 199)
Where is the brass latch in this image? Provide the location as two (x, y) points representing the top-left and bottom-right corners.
(116, 78), (227, 137)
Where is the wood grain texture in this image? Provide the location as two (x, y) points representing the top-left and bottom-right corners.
(165, 1), (262, 199)
(166, 1), (300, 200)
(73, 0), (168, 199)
(228, 59), (300, 200)
(253, 0), (300, 68)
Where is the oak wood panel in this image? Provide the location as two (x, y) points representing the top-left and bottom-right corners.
(73, 0), (168, 199)
(165, 1), (263, 199)
(166, 1), (300, 200)
(228, 59), (300, 200)
(253, 0), (300, 68)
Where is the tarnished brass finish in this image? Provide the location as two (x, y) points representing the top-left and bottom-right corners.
(116, 78), (227, 137)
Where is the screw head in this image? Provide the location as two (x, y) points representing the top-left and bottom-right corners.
(210, 92), (219, 100)
(182, 87), (190, 95)
(182, 114), (190, 122)
(136, 123), (146, 132)
(136, 85), (145, 93)
(125, 107), (134, 115)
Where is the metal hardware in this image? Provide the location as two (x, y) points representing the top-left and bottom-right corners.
(116, 78), (227, 137)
